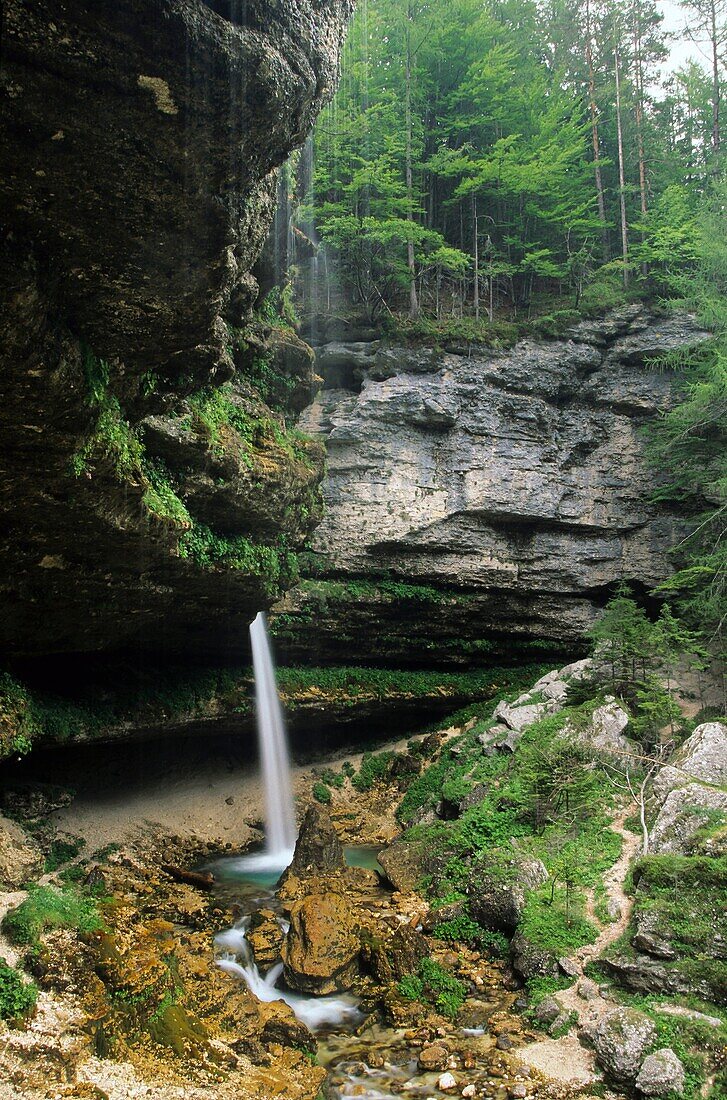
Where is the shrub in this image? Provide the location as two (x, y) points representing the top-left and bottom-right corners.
(0, 959), (37, 1022)
(44, 835), (85, 873)
(352, 751), (395, 791)
(396, 957), (467, 1020)
(312, 781), (332, 805)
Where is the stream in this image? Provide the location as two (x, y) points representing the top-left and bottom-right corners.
(208, 849), (524, 1100)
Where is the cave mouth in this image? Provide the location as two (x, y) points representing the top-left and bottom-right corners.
(0, 704), (443, 813)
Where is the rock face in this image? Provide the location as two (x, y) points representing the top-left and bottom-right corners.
(273, 308), (708, 663)
(0, 0), (352, 659)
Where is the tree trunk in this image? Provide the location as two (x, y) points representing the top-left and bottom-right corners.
(614, 46), (630, 288)
(586, 0), (609, 260)
(710, 0), (721, 159)
(405, 5), (419, 318)
(472, 193), (480, 321)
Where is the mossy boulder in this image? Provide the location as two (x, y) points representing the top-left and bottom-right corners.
(282, 891), (360, 994)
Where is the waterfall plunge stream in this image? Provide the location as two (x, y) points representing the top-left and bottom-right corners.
(213, 612), (361, 1034)
(233, 611), (297, 874)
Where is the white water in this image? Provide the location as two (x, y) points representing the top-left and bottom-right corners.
(215, 920), (361, 1032)
(249, 611), (296, 867)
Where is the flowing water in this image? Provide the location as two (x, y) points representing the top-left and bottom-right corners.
(247, 611), (297, 872)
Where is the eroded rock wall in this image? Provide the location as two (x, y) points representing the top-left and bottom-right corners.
(0, 0), (352, 659)
(272, 307), (708, 665)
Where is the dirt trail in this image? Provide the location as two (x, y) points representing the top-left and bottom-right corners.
(516, 805), (641, 1089)
(577, 806), (641, 969)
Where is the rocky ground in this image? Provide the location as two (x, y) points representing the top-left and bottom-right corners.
(0, 661), (724, 1100)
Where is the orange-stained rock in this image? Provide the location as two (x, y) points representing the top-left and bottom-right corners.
(282, 891), (360, 994)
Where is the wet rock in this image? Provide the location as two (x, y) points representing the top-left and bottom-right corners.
(148, 1004), (209, 1057)
(418, 1043), (449, 1071)
(636, 1048), (686, 1096)
(362, 923), (427, 984)
(248, 908), (284, 970)
(282, 891), (360, 994)
(438, 1071), (458, 1091)
(260, 1001), (316, 1052)
(284, 804), (345, 880)
(469, 859), (548, 934)
(0, 814), (43, 888)
(590, 1006), (657, 1084)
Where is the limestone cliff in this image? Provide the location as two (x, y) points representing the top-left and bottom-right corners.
(0, 0), (352, 659)
(272, 307), (709, 665)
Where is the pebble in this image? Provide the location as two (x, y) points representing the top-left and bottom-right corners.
(509, 1086), (527, 1099)
(496, 1035), (512, 1050)
(462, 1087), (476, 1098)
(438, 1072), (458, 1092)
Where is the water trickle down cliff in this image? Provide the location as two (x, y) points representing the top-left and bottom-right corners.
(0, 0), (353, 661)
(271, 307), (710, 667)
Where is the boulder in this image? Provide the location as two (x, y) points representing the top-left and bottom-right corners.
(468, 858), (548, 934)
(650, 783), (727, 856)
(510, 930), (559, 981)
(602, 955), (722, 1004)
(418, 1044), (449, 1071)
(0, 815), (43, 888)
(282, 892), (360, 994)
(573, 700), (631, 754)
(651, 722), (727, 807)
(494, 700), (552, 733)
(283, 804), (345, 881)
(362, 924), (427, 984)
(636, 1048), (686, 1096)
(591, 1007), (657, 1085)
(378, 839), (428, 893)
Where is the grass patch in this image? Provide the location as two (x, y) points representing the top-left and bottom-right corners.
(2, 885), (105, 947)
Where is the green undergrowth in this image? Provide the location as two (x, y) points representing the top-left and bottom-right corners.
(0, 663), (537, 759)
(380, 283), (648, 350)
(398, 693), (630, 960)
(2, 885), (106, 948)
(0, 959), (38, 1023)
(178, 524), (299, 596)
(397, 957), (467, 1020)
(275, 664), (534, 709)
(609, 853), (727, 1005)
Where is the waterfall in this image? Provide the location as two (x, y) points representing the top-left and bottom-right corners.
(249, 611), (297, 860)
